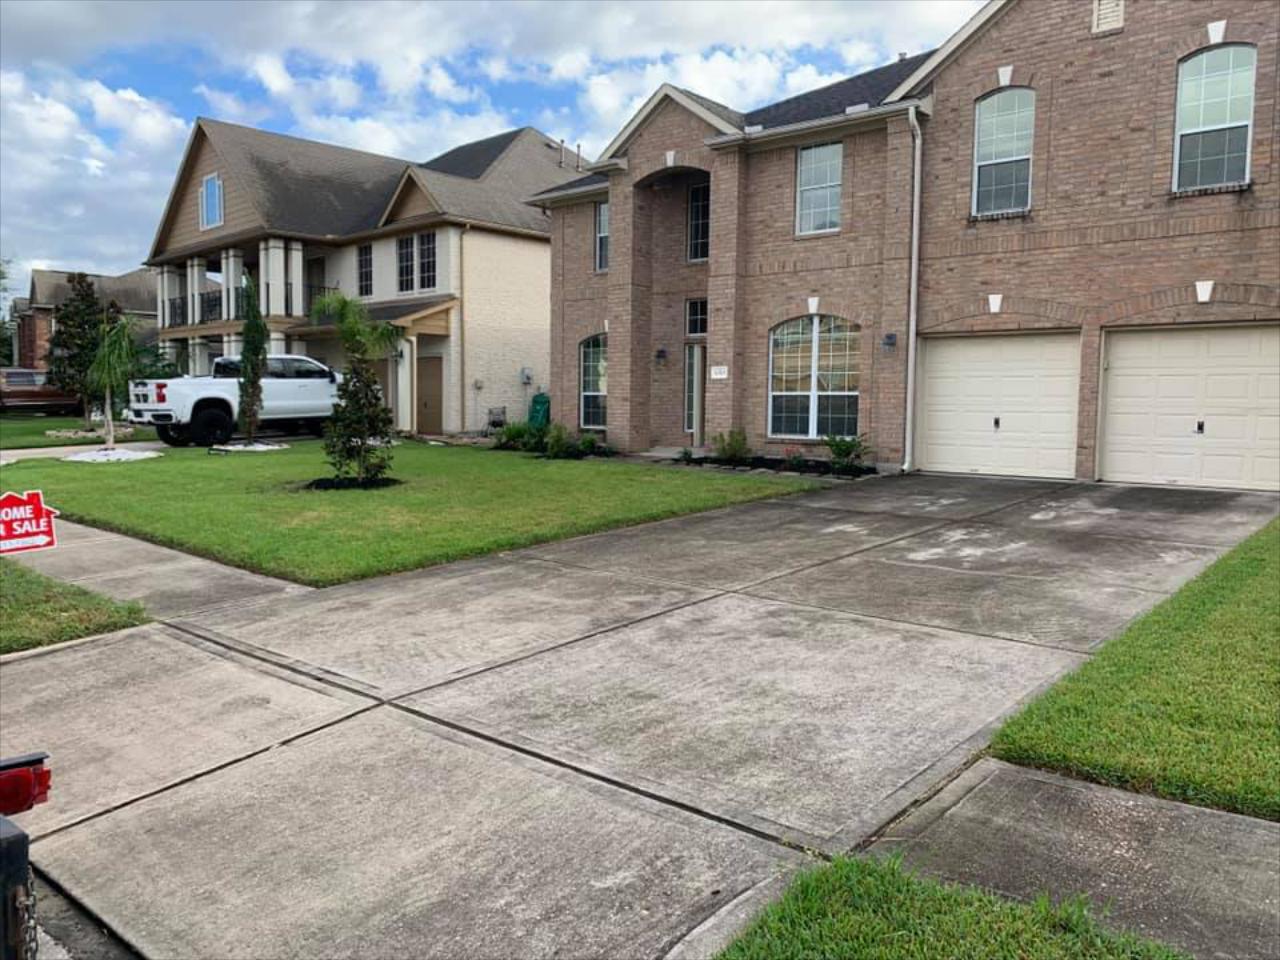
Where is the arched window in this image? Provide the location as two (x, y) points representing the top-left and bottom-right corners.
(580, 334), (607, 429)
(1175, 45), (1255, 190)
(972, 88), (1034, 215)
(768, 315), (859, 439)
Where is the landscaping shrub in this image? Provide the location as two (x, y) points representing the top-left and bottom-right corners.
(782, 445), (807, 471)
(520, 422), (549, 454)
(544, 422), (581, 459)
(494, 421), (530, 450)
(46, 273), (108, 428)
(825, 433), (870, 475)
(712, 428), (752, 464)
(578, 432), (599, 457)
(677, 446), (695, 464)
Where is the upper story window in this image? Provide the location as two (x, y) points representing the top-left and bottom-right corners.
(973, 88), (1034, 216)
(1175, 45), (1255, 191)
(418, 231), (437, 289)
(357, 244), (373, 297)
(795, 143), (842, 235)
(594, 201), (610, 271)
(687, 182), (710, 261)
(396, 236), (415, 293)
(768, 314), (859, 439)
(580, 333), (607, 429)
(686, 298), (708, 336)
(198, 173), (223, 230)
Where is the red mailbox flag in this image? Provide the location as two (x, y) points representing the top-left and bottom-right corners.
(0, 490), (60, 556)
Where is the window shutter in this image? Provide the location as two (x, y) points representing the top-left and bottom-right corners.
(1092, 0), (1123, 32)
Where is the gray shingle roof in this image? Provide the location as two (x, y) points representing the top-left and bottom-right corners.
(526, 172), (609, 202)
(677, 88), (745, 129)
(743, 52), (934, 130)
(28, 268), (158, 313)
(420, 128), (524, 179)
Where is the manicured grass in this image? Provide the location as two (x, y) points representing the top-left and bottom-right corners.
(993, 518), (1280, 821)
(720, 856), (1183, 960)
(0, 414), (155, 449)
(0, 559), (148, 654)
(0, 441), (814, 586)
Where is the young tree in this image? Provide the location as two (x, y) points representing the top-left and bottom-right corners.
(0, 259), (13, 367)
(46, 273), (106, 427)
(311, 292), (399, 485)
(238, 277), (268, 443)
(87, 313), (137, 450)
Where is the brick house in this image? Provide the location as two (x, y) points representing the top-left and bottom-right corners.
(533, 0), (1279, 491)
(9, 268), (156, 369)
(146, 120), (582, 434)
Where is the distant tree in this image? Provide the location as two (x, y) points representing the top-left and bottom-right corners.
(87, 314), (137, 450)
(311, 291), (398, 485)
(0, 259), (13, 367)
(238, 277), (268, 443)
(132, 343), (180, 379)
(46, 274), (106, 427)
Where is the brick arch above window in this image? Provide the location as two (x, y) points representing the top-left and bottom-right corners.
(1098, 282), (1280, 325)
(921, 295), (1086, 334)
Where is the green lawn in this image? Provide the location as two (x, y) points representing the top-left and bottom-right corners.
(0, 414), (156, 449)
(993, 518), (1280, 820)
(0, 559), (148, 654)
(0, 441), (813, 586)
(720, 856), (1182, 960)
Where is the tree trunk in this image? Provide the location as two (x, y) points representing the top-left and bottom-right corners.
(103, 386), (115, 449)
(83, 396), (93, 430)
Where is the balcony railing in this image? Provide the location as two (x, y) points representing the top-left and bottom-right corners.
(199, 290), (222, 324)
(167, 297), (188, 327)
(306, 285), (339, 315)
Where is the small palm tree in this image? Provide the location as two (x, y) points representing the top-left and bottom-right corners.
(87, 313), (137, 450)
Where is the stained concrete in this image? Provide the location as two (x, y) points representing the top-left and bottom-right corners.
(0, 624), (367, 836)
(751, 554), (1158, 650)
(524, 499), (941, 589)
(31, 708), (802, 960)
(179, 556), (711, 697)
(404, 593), (1083, 851)
(11, 521), (308, 617)
(869, 760), (1280, 960)
(793, 473), (1070, 518)
(986, 484), (1280, 546)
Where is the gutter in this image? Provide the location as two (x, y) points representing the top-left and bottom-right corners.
(902, 104), (923, 474)
(704, 98), (927, 149)
(458, 223), (469, 432)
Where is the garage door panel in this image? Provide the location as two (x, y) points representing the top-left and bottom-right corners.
(917, 334), (1080, 480)
(1101, 324), (1280, 492)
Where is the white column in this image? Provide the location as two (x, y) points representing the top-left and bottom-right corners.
(157, 266), (179, 328)
(187, 257), (206, 327)
(224, 333), (242, 355)
(258, 240), (269, 313)
(395, 336), (414, 432)
(269, 332), (287, 355)
(266, 238), (287, 316)
(225, 249), (243, 320)
(287, 241), (304, 317)
(189, 337), (210, 375)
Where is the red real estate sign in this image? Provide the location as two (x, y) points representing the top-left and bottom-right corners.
(0, 490), (60, 555)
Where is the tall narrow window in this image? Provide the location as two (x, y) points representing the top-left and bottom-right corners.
(687, 181), (710, 261)
(199, 174), (223, 230)
(580, 334), (607, 429)
(357, 244), (373, 297)
(684, 343), (703, 434)
(795, 143), (842, 235)
(1175, 45), (1255, 191)
(594, 201), (610, 271)
(768, 315), (859, 438)
(396, 236), (414, 292)
(418, 231), (437, 288)
(973, 88), (1034, 215)
(686, 298), (708, 336)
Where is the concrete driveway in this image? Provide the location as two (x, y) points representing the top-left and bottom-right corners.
(2, 474), (1276, 958)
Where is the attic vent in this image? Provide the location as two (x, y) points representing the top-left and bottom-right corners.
(1092, 0), (1124, 32)
(744, 123), (764, 133)
(845, 103), (870, 115)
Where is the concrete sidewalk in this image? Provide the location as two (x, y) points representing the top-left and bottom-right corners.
(1, 475), (1276, 957)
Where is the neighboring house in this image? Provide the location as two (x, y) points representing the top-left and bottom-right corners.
(145, 119), (583, 434)
(9, 268), (157, 369)
(532, 0), (1279, 492)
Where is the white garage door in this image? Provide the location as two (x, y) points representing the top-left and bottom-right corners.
(1100, 324), (1280, 491)
(916, 333), (1080, 479)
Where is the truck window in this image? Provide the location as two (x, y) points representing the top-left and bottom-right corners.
(213, 359), (240, 378)
(287, 358), (330, 379)
(266, 358), (289, 378)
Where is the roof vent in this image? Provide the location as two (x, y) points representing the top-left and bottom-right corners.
(1092, 0), (1124, 32)
(744, 124), (764, 134)
(897, 52), (908, 61)
(845, 103), (870, 115)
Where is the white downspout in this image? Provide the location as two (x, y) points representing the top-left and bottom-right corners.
(902, 103), (923, 473)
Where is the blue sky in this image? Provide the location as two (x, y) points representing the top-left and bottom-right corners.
(0, 0), (980, 309)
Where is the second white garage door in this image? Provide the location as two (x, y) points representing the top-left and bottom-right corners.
(915, 333), (1080, 479)
(1100, 324), (1280, 491)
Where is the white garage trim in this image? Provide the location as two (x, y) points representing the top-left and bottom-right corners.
(1099, 323), (1280, 491)
(915, 332), (1080, 479)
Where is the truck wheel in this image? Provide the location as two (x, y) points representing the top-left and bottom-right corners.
(190, 408), (234, 446)
(156, 424), (193, 447)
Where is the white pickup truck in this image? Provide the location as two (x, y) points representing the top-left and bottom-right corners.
(129, 354), (342, 447)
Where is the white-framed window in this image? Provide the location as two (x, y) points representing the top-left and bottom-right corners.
(973, 88), (1034, 215)
(795, 143), (842, 235)
(594, 201), (610, 271)
(418, 231), (437, 289)
(1174, 45), (1256, 191)
(357, 244), (373, 297)
(768, 314), (859, 439)
(198, 173), (223, 230)
(684, 342), (702, 433)
(396, 236), (415, 292)
(580, 333), (607, 429)
(687, 181), (710, 261)
(686, 298), (707, 336)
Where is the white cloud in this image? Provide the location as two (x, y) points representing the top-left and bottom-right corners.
(80, 80), (187, 148)
(193, 83), (272, 124)
(782, 63), (848, 98)
(297, 105), (515, 162)
(425, 63), (477, 104)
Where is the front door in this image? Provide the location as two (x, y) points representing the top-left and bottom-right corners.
(418, 356), (443, 434)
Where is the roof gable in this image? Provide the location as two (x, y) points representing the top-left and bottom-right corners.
(598, 84), (742, 161)
(421, 128), (524, 178)
(380, 169), (441, 226)
(883, 0), (1013, 102)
